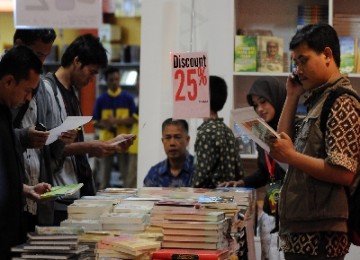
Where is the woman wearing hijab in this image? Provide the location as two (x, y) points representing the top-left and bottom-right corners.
(220, 76), (287, 260)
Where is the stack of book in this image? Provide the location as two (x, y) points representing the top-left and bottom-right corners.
(11, 226), (89, 259)
(96, 234), (161, 259)
(61, 202), (113, 231)
(100, 212), (149, 232)
(161, 210), (230, 250)
(78, 230), (120, 259)
(149, 199), (197, 229)
(113, 203), (152, 213)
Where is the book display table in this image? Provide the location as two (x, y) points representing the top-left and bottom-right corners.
(13, 187), (256, 260)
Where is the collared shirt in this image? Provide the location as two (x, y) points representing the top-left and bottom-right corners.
(143, 153), (194, 187)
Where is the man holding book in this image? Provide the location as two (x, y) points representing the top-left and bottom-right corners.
(270, 23), (360, 259)
(0, 46), (52, 259)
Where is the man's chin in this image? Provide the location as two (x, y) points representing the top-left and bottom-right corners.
(167, 153), (179, 159)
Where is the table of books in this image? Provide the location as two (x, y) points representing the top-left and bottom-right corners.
(12, 187), (256, 260)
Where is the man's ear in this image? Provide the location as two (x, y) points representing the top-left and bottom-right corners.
(323, 47), (333, 60)
(2, 74), (15, 88)
(74, 56), (81, 67)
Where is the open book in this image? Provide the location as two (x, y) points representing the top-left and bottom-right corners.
(231, 107), (279, 153)
(231, 107), (288, 171)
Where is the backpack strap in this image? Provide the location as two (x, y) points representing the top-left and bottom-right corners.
(320, 87), (360, 134)
(13, 101), (30, 128)
(43, 72), (63, 120)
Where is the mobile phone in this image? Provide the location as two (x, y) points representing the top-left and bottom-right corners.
(35, 122), (47, 132)
(291, 73), (302, 85)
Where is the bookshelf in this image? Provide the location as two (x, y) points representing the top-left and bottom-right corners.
(233, 0), (360, 160)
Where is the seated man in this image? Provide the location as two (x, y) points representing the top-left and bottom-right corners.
(143, 118), (194, 187)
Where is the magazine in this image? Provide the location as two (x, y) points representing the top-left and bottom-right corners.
(231, 107), (288, 171)
(231, 107), (279, 153)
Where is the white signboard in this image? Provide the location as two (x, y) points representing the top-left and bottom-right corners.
(15, 0), (102, 28)
(171, 51), (210, 119)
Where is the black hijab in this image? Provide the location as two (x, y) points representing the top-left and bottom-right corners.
(246, 76), (286, 130)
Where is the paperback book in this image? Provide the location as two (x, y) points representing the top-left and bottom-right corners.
(257, 35), (284, 72)
(40, 183), (84, 199)
(234, 35), (257, 72)
(339, 36), (355, 73)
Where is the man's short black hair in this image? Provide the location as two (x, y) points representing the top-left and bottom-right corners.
(162, 118), (189, 134)
(13, 28), (56, 45)
(209, 75), (228, 112)
(289, 23), (340, 68)
(0, 45), (42, 84)
(104, 67), (120, 81)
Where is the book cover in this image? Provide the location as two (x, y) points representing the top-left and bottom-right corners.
(234, 35), (257, 72)
(40, 183), (84, 199)
(339, 36), (355, 73)
(152, 248), (229, 260)
(257, 35), (284, 72)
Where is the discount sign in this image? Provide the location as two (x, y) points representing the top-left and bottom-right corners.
(15, 0), (101, 28)
(171, 51), (210, 119)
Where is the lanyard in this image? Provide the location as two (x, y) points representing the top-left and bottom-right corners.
(265, 152), (276, 183)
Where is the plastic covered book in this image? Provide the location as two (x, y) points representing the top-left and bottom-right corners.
(40, 183), (84, 199)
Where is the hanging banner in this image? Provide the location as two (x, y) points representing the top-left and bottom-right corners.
(15, 0), (102, 28)
(171, 51), (210, 119)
